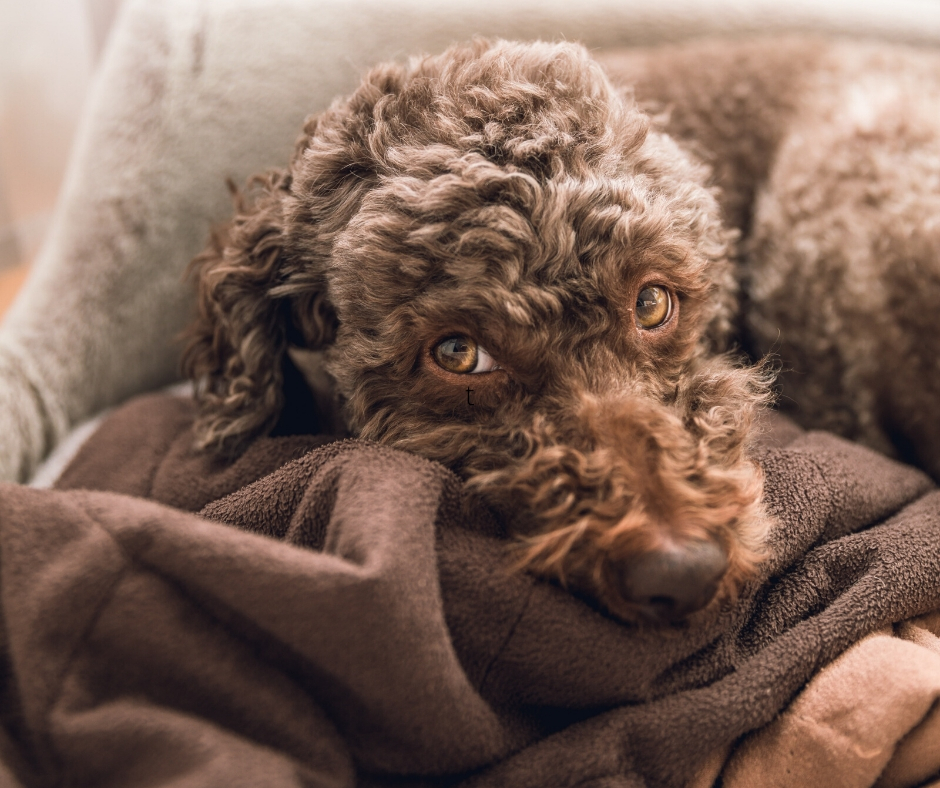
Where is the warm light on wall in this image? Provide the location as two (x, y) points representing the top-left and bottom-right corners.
(0, 0), (121, 272)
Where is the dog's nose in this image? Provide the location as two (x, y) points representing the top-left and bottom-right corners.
(618, 540), (728, 622)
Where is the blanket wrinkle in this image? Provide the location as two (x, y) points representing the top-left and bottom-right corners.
(84, 437), (529, 776)
(722, 615), (940, 787)
(0, 393), (937, 787)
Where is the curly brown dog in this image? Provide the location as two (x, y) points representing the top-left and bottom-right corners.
(182, 37), (940, 623)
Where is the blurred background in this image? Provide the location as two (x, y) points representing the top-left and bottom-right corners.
(0, 0), (122, 313)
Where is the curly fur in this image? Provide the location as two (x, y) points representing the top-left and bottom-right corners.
(185, 37), (940, 622)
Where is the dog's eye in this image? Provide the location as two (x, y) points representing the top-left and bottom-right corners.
(433, 336), (499, 374)
(635, 286), (672, 329)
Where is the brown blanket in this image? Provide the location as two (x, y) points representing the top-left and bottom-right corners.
(1, 393), (940, 787)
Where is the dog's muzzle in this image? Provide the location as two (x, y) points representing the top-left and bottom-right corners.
(475, 388), (766, 624)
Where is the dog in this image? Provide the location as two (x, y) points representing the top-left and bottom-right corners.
(182, 37), (940, 624)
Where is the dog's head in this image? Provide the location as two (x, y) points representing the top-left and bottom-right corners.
(183, 39), (771, 623)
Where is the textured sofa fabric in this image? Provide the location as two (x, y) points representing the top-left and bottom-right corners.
(5, 0), (940, 483)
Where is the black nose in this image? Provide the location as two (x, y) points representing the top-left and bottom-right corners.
(618, 540), (728, 622)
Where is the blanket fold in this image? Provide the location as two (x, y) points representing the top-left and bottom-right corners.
(0, 393), (939, 787)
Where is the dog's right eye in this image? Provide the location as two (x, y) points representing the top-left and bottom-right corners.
(432, 336), (499, 374)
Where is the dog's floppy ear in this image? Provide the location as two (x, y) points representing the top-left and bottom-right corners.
(182, 169), (333, 455)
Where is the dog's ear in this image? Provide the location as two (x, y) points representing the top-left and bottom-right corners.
(182, 169), (325, 456)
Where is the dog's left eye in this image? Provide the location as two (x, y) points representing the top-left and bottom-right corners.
(433, 336), (500, 374)
(635, 285), (673, 329)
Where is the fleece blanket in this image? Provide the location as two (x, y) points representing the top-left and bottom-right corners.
(8, 0), (940, 484)
(0, 393), (939, 787)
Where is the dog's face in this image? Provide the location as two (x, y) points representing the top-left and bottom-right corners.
(185, 40), (771, 623)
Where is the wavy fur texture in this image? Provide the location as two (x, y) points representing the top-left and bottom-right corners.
(183, 39), (778, 622)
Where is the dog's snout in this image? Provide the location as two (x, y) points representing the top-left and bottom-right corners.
(617, 540), (728, 622)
